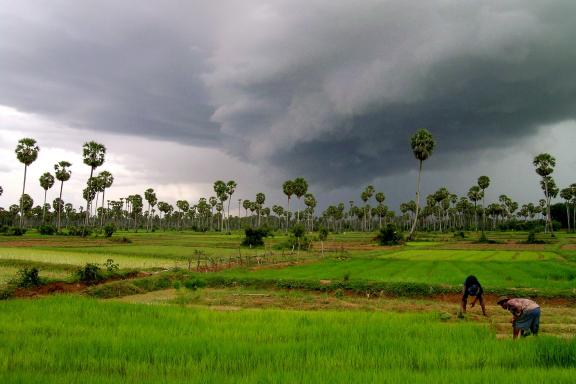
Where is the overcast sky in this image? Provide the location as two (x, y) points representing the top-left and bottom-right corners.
(1, 0), (575, 212)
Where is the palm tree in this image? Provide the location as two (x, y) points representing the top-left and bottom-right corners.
(282, 180), (295, 228)
(98, 171), (114, 226)
(292, 177), (308, 223)
(477, 176), (490, 234)
(560, 187), (573, 232)
(144, 188), (157, 230)
(408, 129), (435, 240)
(54, 161), (72, 231)
(255, 192), (265, 226)
(15, 138), (40, 227)
(467, 186), (483, 231)
(226, 180), (237, 232)
(82, 141), (106, 225)
(39, 172), (55, 223)
(304, 193), (317, 231)
(533, 153), (556, 235)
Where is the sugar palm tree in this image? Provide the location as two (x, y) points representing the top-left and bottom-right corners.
(15, 138), (40, 227)
(226, 180), (237, 232)
(467, 186), (483, 231)
(98, 171), (114, 226)
(292, 177), (308, 223)
(282, 180), (295, 228)
(82, 141), (106, 225)
(39, 172), (55, 223)
(408, 129), (435, 240)
(144, 188), (157, 231)
(533, 153), (556, 235)
(304, 193), (317, 231)
(255, 192), (265, 226)
(477, 176), (490, 234)
(560, 187), (573, 232)
(54, 161), (72, 231)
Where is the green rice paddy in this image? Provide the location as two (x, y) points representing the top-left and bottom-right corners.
(0, 230), (575, 382)
(0, 296), (574, 383)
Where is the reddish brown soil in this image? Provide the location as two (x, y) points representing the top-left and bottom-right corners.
(12, 271), (149, 298)
(311, 241), (403, 251)
(14, 282), (88, 297)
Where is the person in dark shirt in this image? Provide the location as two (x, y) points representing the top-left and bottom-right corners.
(461, 275), (487, 316)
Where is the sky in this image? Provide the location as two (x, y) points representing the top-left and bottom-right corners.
(1, 0), (575, 212)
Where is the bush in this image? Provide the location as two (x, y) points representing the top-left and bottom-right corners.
(184, 278), (206, 291)
(453, 231), (466, 239)
(525, 231), (546, 244)
(66, 226), (93, 237)
(15, 267), (41, 288)
(375, 225), (403, 245)
(318, 227), (329, 241)
(103, 224), (116, 238)
(241, 227), (271, 247)
(105, 259), (119, 272)
(2, 227), (26, 236)
(76, 263), (104, 284)
(38, 225), (56, 235)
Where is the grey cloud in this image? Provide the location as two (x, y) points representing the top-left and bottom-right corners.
(205, 0), (576, 186)
(1, 0), (576, 191)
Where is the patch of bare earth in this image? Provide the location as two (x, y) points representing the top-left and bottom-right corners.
(311, 241), (403, 251)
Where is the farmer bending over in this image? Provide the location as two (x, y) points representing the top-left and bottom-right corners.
(461, 275), (486, 316)
(497, 296), (540, 339)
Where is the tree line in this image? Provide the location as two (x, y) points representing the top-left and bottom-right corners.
(1, 132), (575, 235)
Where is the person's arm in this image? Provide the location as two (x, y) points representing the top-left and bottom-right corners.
(461, 286), (468, 313)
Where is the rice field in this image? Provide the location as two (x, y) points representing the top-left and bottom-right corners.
(0, 296), (574, 383)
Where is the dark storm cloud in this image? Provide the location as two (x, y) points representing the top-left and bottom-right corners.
(2, 0), (576, 188)
(0, 0), (221, 144)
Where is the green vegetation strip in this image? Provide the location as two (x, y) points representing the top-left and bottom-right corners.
(86, 272), (576, 300)
(0, 297), (574, 383)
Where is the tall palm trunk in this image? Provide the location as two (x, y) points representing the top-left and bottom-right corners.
(544, 182), (554, 236)
(100, 188), (107, 227)
(42, 189), (47, 223)
(85, 167), (94, 226)
(19, 164), (28, 228)
(408, 160), (423, 240)
(57, 181), (64, 231)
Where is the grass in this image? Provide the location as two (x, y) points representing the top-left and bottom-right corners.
(0, 296), (574, 383)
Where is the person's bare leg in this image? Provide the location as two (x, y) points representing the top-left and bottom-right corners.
(479, 296), (487, 316)
(513, 328), (521, 339)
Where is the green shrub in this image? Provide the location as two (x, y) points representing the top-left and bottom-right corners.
(2, 227), (26, 236)
(184, 278), (206, 291)
(105, 259), (119, 273)
(173, 281), (182, 290)
(103, 224), (116, 238)
(15, 267), (41, 288)
(64, 226), (93, 237)
(525, 231), (546, 244)
(375, 224), (403, 245)
(241, 227), (270, 247)
(318, 227), (329, 241)
(76, 263), (104, 284)
(38, 225), (56, 235)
